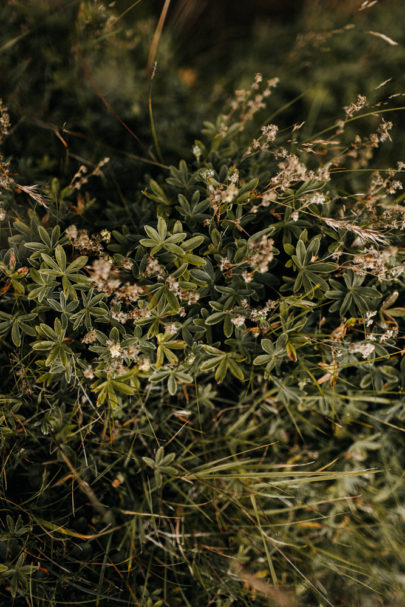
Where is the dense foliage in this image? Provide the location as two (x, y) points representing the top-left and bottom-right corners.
(0, 1), (404, 606)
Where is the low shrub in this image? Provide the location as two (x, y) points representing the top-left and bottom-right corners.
(1, 69), (404, 605)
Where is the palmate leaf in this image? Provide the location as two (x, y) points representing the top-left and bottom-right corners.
(150, 366), (193, 395)
(155, 333), (186, 369)
(0, 311), (37, 346)
(200, 346), (245, 382)
(253, 336), (288, 377)
(39, 245), (89, 300)
(326, 270), (381, 315)
(286, 236), (338, 294)
(91, 373), (135, 407)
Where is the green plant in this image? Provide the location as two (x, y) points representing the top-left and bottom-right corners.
(0, 2), (405, 606)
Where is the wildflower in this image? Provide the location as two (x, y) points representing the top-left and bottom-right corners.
(182, 290), (199, 304)
(120, 257), (133, 270)
(387, 180), (402, 195)
(166, 323), (178, 335)
(272, 153), (310, 188)
(261, 124), (278, 142)
(264, 299), (276, 311)
(145, 256), (164, 278)
(245, 94), (266, 121)
(108, 341), (121, 358)
(220, 257), (230, 271)
(192, 144), (202, 162)
(116, 283), (143, 303)
(138, 357), (151, 372)
(83, 366), (95, 379)
(107, 279), (121, 292)
(72, 229), (103, 254)
(65, 225), (78, 240)
(111, 310), (129, 323)
(91, 258), (113, 281)
(267, 77), (280, 89)
(252, 73), (263, 89)
(379, 329), (396, 343)
(231, 315), (245, 327)
(247, 235), (274, 273)
(316, 163), (332, 182)
(222, 184), (239, 203)
(261, 190), (276, 206)
(166, 275), (180, 294)
(365, 311), (377, 327)
(228, 169), (239, 184)
(82, 330), (97, 344)
(311, 193), (326, 205)
(0, 155), (13, 190)
(100, 229), (111, 243)
(349, 342), (375, 358)
(126, 345), (140, 358)
(201, 169), (215, 181)
(378, 118), (393, 143)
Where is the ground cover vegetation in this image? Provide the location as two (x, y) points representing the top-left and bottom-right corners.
(0, 1), (404, 605)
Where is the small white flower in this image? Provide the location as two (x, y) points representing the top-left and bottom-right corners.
(100, 229), (111, 243)
(138, 357), (151, 372)
(192, 144), (201, 160)
(166, 323), (178, 335)
(349, 342), (375, 358)
(109, 343), (121, 358)
(201, 169), (215, 181)
(231, 315), (245, 327)
(83, 366), (94, 379)
(379, 329), (395, 343)
(261, 124), (278, 142)
(111, 310), (129, 323)
(365, 310), (377, 327)
(82, 330), (97, 344)
(220, 257), (230, 271)
(65, 224), (78, 240)
(311, 193), (326, 205)
(127, 346), (140, 358)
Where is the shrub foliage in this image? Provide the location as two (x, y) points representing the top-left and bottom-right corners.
(0, 2), (404, 606)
